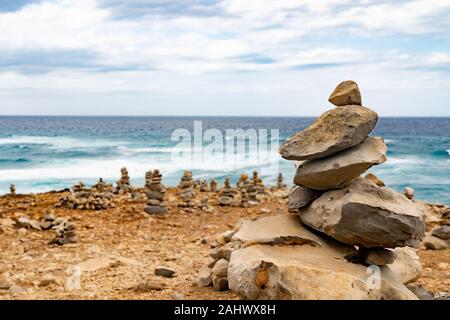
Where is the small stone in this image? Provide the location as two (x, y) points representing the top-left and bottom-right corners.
(38, 278), (58, 287)
(259, 208), (271, 214)
(30, 220), (42, 231)
(0, 280), (11, 290)
(365, 173), (385, 187)
(144, 206), (168, 216)
(432, 226), (450, 240)
(196, 266), (212, 287)
(328, 80), (362, 106)
(407, 284), (434, 300)
(404, 187), (415, 200)
(155, 267), (176, 278)
(358, 248), (397, 266)
(40, 221), (53, 230)
(288, 186), (322, 210)
(212, 259), (229, 277)
(212, 276), (228, 291)
(423, 235), (449, 250)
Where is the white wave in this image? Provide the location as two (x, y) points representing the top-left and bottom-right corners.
(447, 149), (450, 156)
(0, 135), (126, 150)
(384, 139), (395, 144)
(385, 157), (423, 165)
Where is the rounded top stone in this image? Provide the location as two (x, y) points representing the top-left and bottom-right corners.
(329, 80), (362, 106)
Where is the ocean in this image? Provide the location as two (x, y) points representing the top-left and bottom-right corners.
(0, 116), (449, 205)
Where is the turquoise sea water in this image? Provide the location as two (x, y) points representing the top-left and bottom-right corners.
(0, 116), (448, 205)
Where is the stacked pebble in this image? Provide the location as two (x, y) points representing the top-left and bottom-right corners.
(115, 167), (132, 194)
(218, 178), (236, 206)
(144, 169), (168, 216)
(55, 182), (115, 210)
(177, 171), (196, 208)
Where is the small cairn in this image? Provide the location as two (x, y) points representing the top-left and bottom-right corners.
(116, 167), (132, 194)
(218, 178), (235, 206)
(277, 173), (287, 189)
(239, 188), (249, 208)
(404, 187), (415, 200)
(236, 173), (250, 189)
(210, 179), (218, 193)
(144, 169), (168, 216)
(252, 171), (267, 195)
(199, 196), (214, 213)
(92, 178), (112, 193)
(52, 220), (78, 245)
(199, 180), (209, 192)
(56, 181), (115, 210)
(178, 171), (196, 208)
(9, 184), (16, 195)
(145, 170), (153, 189)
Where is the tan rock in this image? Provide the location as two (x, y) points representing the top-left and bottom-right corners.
(358, 248), (397, 266)
(279, 105), (378, 160)
(294, 137), (387, 190)
(423, 234), (449, 250)
(228, 244), (417, 300)
(288, 186), (322, 211)
(299, 178), (425, 248)
(231, 214), (324, 247)
(389, 247), (422, 284)
(365, 173), (385, 187)
(328, 80), (362, 106)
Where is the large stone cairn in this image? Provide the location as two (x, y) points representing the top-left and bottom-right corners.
(283, 80), (425, 252)
(177, 170), (196, 208)
(144, 169), (168, 216)
(198, 81), (427, 300)
(116, 167), (132, 194)
(56, 181), (115, 210)
(218, 178), (236, 206)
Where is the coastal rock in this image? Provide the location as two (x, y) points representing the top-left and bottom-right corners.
(231, 214), (324, 247)
(407, 284), (434, 300)
(365, 173), (385, 187)
(389, 247), (422, 284)
(288, 186), (322, 211)
(144, 206), (168, 215)
(212, 259), (229, 278)
(279, 105), (378, 160)
(155, 267), (176, 278)
(212, 276), (228, 291)
(423, 235), (449, 250)
(404, 187), (415, 200)
(328, 80), (362, 106)
(196, 266), (212, 287)
(357, 248), (397, 266)
(293, 137), (387, 190)
(228, 244), (416, 300)
(432, 226), (450, 240)
(299, 178), (425, 248)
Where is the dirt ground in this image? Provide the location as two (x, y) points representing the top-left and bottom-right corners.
(0, 189), (449, 300)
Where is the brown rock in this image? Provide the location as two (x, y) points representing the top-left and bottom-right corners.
(279, 105), (378, 160)
(288, 186), (322, 211)
(328, 80), (362, 106)
(293, 137), (387, 190)
(299, 178), (425, 248)
(365, 173), (385, 187)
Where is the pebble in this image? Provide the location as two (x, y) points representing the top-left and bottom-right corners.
(154, 267), (176, 278)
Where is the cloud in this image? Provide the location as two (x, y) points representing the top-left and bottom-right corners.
(0, 0), (449, 115)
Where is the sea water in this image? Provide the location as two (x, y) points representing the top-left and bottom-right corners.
(0, 116), (448, 205)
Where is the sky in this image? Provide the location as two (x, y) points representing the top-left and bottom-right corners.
(0, 0), (449, 116)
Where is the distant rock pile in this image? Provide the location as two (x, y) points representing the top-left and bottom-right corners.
(198, 80), (427, 300)
(9, 184), (16, 195)
(177, 171), (196, 208)
(276, 173), (286, 189)
(56, 181), (115, 210)
(115, 167), (132, 194)
(209, 179), (218, 193)
(218, 178), (236, 206)
(144, 169), (168, 216)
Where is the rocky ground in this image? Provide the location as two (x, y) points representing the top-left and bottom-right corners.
(0, 189), (449, 300)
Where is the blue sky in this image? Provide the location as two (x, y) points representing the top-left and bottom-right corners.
(0, 0), (449, 116)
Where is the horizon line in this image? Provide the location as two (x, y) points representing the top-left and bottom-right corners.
(1, 114), (450, 118)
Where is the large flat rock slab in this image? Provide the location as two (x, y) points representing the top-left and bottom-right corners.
(228, 244), (417, 300)
(294, 137), (387, 190)
(299, 178), (425, 248)
(279, 105), (378, 160)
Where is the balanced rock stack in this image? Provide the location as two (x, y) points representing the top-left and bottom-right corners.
(51, 220), (77, 245)
(145, 170), (153, 189)
(177, 171), (196, 208)
(9, 184), (16, 195)
(210, 179), (218, 193)
(116, 167), (132, 194)
(218, 178), (236, 206)
(199, 180), (209, 192)
(276, 173), (287, 189)
(201, 81), (427, 300)
(144, 169), (168, 216)
(246, 171), (266, 203)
